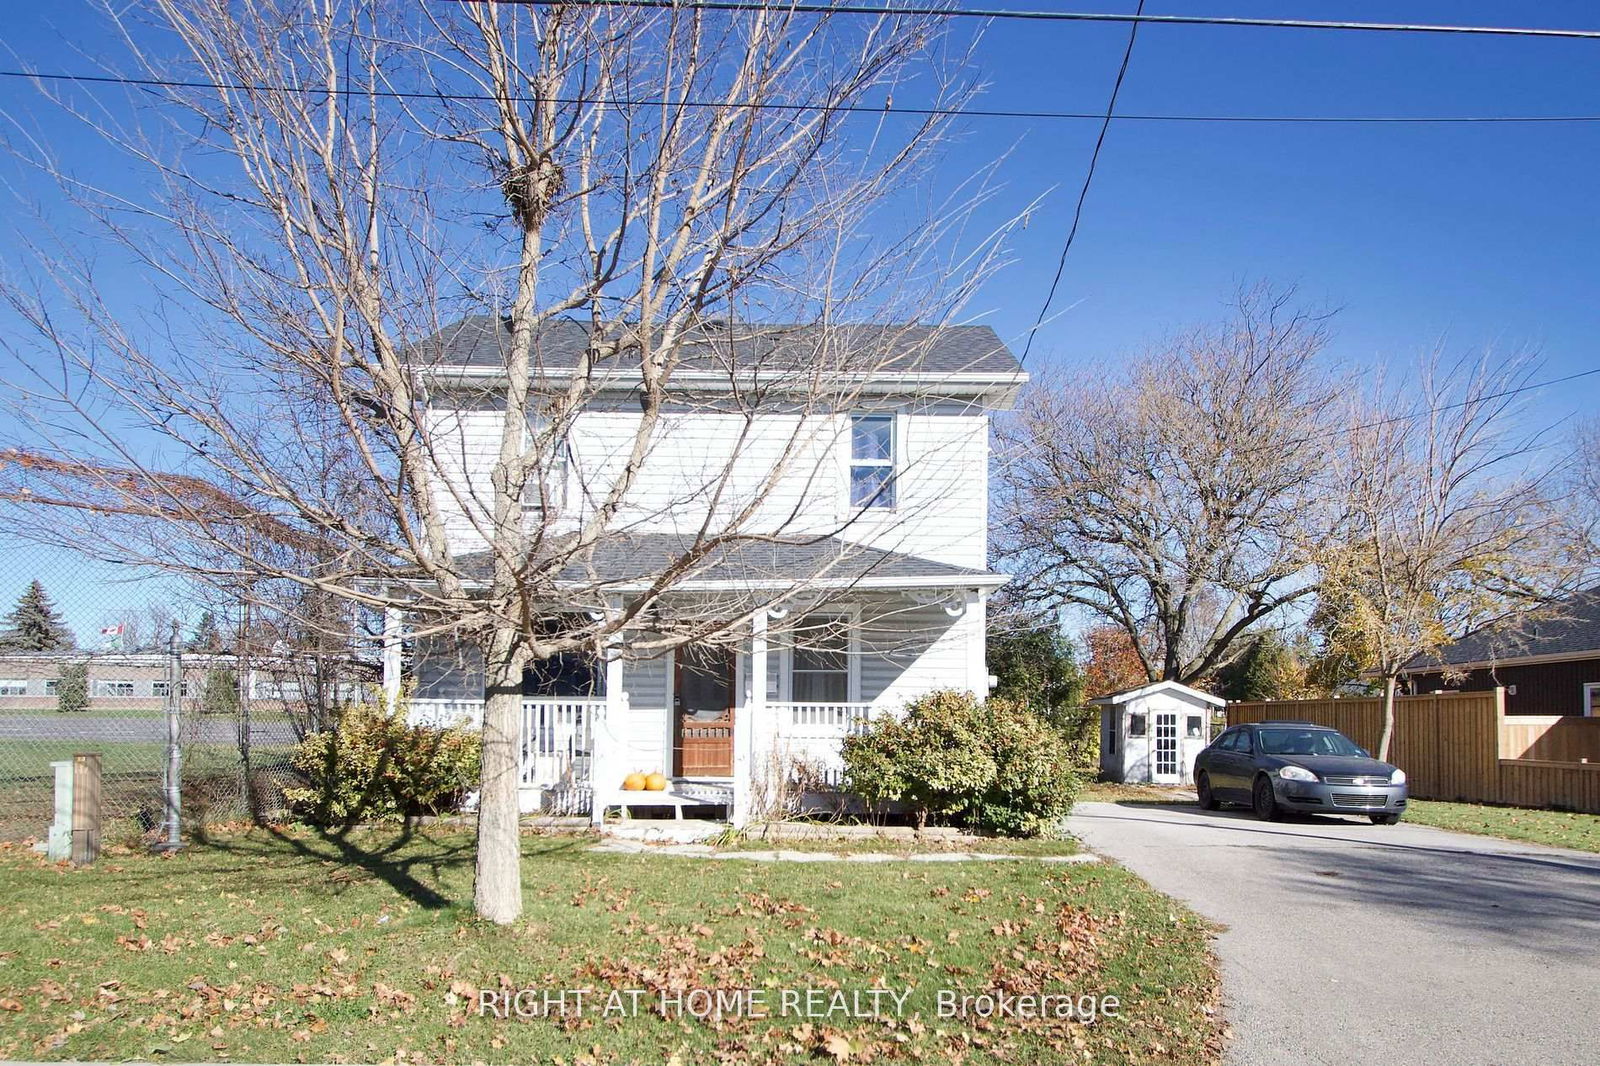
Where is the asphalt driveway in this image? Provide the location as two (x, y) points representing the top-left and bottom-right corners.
(1068, 801), (1600, 1066)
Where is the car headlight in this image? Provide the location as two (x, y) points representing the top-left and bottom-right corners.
(1390, 769), (1406, 785)
(1278, 765), (1317, 782)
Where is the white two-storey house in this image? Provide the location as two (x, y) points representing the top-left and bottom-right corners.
(388, 318), (1026, 825)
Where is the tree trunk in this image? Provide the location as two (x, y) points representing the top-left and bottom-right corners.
(474, 626), (527, 924)
(1377, 673), (1398, 763)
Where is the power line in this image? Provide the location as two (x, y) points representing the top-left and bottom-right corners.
(1328, 365), (1600, 443)
(5, 68), (1599, 126)
(1019, 0), (1142, 365)
(469, 1), (1600, 42)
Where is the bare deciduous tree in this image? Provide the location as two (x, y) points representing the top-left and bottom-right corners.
(1315, 355), (1579, 760)
(0, 1), (1015, 922)
(995, 285), (1341, 683)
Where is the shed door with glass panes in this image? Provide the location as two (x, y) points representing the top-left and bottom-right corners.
(1152, 711), (1180, 781)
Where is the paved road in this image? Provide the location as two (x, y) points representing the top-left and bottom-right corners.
(1068, 801), (1600, 1066)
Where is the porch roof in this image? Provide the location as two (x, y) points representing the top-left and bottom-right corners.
(454, 534), (1006, 592)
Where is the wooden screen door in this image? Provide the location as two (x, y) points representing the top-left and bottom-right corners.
(674, 644), (735, 777)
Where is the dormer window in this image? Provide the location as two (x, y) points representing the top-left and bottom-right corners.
(849, 414), (895, 509)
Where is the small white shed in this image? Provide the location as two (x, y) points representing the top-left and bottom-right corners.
(1091, 681), (1224, 785)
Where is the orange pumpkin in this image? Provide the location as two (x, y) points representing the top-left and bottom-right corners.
(644, 773), (668, 791)
(622, 772), (647, 791)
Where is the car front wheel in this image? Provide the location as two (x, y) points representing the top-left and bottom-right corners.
(1252, 776), (1280, 821)
(1370, 814), (1401, 825)
(1196, 771), (1217, 810)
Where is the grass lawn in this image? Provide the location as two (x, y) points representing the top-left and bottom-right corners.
(1, 742), (298, 844)
(0, 828), (1223, 1065)
(1402, 799), (1600, 853)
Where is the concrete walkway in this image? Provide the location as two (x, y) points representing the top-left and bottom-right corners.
(1068, 800), (1600, 1066)
(588, 838), (1099, 863)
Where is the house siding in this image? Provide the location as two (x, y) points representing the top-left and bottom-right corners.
(857, 598), (980, 706)
(1408, 656), (1600, 716)
(423, 399), (991, 569)
(618, 650), (672, 777)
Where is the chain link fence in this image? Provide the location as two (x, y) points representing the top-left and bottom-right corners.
(0, 542), (374, 844)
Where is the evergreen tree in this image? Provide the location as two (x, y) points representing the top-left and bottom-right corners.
(187, 611), (224, 653)
(1216, 635), (1305, 702)
(203, 667), (241, 716)
(987, 621), (1099, 768)
(987, 625), (1085, 724)
(0, 580), (74, 652)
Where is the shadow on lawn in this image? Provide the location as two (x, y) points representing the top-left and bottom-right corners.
(188, 822), (594, 910)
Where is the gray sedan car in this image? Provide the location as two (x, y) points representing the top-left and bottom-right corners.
(1194, 721), (1409, 824)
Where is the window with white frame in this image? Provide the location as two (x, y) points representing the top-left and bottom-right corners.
(43, 679), (59, 696)
(790, 616), (850, 703)
(520, 414), (569, 513)
(93, 679), (136, 697)
(1585, 682), (1600, 717)
(252, 679), (303, 701)
(849, 414), (895, 509)
(0, 679), (27, 697)
(152, 680), (169, 698)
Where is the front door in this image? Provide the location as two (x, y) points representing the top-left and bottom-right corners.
(674, 644), (735, 777)
(1152, 712), (1180, 783)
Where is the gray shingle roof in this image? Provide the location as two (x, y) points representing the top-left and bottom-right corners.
(1403, 586), (1600, 670)
(455, 534), (996, 590)
(405, 317), (1022, 377)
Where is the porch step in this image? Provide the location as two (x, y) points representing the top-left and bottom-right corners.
(603, 819), (729, 844)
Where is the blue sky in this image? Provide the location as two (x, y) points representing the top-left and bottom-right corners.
(1, 1), (1597, 638)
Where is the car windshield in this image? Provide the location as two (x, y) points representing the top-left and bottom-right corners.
(1257, 728), (1366, 758)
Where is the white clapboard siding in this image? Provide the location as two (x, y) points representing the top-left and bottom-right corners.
(423, 402), (990, 569)
(857, 597), (982, 705)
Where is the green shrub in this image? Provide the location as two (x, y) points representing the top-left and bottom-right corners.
(841, 689), (1081, 837)
(283, 702), (480, 825)
(987, 623), (1098, 771)
(842, 689), (995, 831)
(54, 662), (88, 714)
(966, 697), (1081, 837)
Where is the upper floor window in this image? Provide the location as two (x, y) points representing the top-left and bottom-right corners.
(521, 415), (569, 513)
(849, 414), (895, 509)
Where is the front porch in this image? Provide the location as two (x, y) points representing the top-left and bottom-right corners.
(409, 692), (885, 824)
(398, 586), (994, 828)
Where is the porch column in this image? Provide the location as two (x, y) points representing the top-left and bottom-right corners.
(593, 622), (626, 829)
(733, 609), (767, 829)
(965, 588), (990, 695)
(381, 606), (403, 714)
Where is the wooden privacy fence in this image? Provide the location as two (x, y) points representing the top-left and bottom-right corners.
(1228, 690), (1600, 814)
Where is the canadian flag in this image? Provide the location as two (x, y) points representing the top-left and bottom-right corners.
(100, 624), (125, 647)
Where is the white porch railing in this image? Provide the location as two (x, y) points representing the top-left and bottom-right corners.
(521, 698), (601, 789)
(768, 700), (882, 786)
(409, 696), (603, 794)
